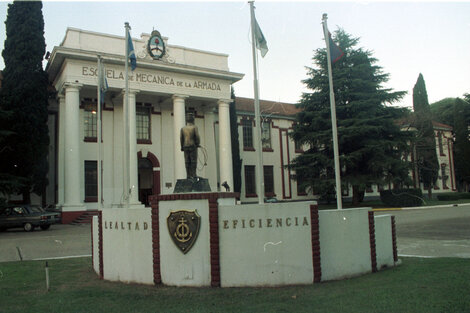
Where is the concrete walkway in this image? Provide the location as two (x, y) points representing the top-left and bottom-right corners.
(374, 204), (470, 258)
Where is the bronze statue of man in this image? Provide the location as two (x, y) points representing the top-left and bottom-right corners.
(180, 113), (200, 179)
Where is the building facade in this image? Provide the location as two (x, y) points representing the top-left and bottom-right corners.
(5, 27), (455, 220)
(46, 28), (243, 222)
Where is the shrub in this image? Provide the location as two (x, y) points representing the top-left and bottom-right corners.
(380, 189), (424, 207)
(437, 192), (470, 201)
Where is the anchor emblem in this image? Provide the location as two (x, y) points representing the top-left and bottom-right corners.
(167, 210), (201, 254)
(175, 217), (191, 243)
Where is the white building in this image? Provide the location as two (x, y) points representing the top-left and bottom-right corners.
(46, 28), (244, 222)
(12, 27), (454, 222)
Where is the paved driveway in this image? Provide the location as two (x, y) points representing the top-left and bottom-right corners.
(385, 204), (470, 258)
(1, 205), (469, 262)
(0, 224), (91, 262)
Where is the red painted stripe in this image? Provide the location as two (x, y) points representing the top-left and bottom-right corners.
(391, 216), (398, 262)
(368, 211), (377, 273)
(284, 129), (292, 199)
(209, 198), (221, 287)
(98, 211), (104, 279)
(91, 215), (94, 270)
(447, 139), (455, 190)
(152, 206), (161, 284)
(310, 204), (321, 283)
(279, 129), (286, 199)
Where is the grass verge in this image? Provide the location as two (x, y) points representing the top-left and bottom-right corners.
(0, 257), (469, 313)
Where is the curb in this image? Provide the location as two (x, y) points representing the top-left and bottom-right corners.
(372, 208), (402, 211)
(372, 203), (467, 211)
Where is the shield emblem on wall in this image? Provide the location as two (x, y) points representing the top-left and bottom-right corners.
(167, 210), (201, 254)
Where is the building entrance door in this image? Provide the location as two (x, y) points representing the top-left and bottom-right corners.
(138, 158), (153, 206)
(137, 151), (161, 207)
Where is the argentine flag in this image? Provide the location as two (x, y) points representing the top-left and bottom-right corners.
(127, 29), (137, 71)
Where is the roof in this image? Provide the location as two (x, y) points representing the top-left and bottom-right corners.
(397, 117), (453, 131)
(235, 97), (300, 117)
(432, 121), (453, 130)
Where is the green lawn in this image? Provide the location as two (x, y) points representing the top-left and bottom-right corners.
(0, 257), (469, 313)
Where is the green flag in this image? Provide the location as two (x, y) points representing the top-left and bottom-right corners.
(254, 18), (268, 57)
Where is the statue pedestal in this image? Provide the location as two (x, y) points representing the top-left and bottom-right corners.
(174, 177), (211, 193)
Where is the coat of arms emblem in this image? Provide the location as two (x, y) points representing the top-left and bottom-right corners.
(167, 210), (201, 254)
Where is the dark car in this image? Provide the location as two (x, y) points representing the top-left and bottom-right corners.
(0, 205), (61, 232)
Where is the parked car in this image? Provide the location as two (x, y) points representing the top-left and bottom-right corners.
(0, 205), (61, 232)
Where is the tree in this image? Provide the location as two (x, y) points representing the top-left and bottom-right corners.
(453, 98), (470, 191)
(412, 74), (439, 199)
(430, 96), (470, 191)
(0, 1), (49, 203)
(230, 87), (242, 194)
(430, 97), (457, 126)
(290, 29), (411, 205)
(0, 106), (26, 200)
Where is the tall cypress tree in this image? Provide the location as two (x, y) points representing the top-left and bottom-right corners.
(290, 29), (411, 205)
(412, 74), (438, 198)
(0, 106), (26, 200)
(0, 1), (49, 203)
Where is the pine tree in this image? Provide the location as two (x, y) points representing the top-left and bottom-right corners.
(0, 1), (50, 203)
(230, 87), (242, 194)
(290, 29), (411, 205)
(412, 74), (439, 199)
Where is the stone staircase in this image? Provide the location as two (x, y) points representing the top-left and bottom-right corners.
(70, 211), (100, 225)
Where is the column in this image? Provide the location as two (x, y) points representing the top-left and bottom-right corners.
(63, 83), (84, 209)
(160, 102), (173, 194)
(57, 95), (65, 206)
(218, 99), (233, 190)
(127, 89), (141, 205)
(173, 95), (187, 181)
(203, 106), (217, 190)
(112, 95), (124, 206)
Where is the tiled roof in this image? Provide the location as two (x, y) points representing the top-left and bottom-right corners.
(396, 117), (453, 131)
(235, 97), (301, 117)
(432, 121), (453, 130)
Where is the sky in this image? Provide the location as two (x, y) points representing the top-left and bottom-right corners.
(1, 1), (469, 108)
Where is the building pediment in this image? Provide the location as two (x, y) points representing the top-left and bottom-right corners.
(47, 27), (243, 100)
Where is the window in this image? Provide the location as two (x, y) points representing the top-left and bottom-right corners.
(438, 132), (445, 156)
(85, 161), (98, 202)
(295, 139), (303, 153)
(244, 165), (256, 197)
(242, 119), (254, 150)
(261, 121), (272, 150)
(441, 164), (448, 189)
(83, 102), (97, 141)
(264, 165), (274, 196)
(136, 104), (151, 144)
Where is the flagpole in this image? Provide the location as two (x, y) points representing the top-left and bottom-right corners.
(249, 1), (264, 205)
(97, 55), (103, 209)
(123, 22), (130, 207)
(322, 13), (343, 210)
